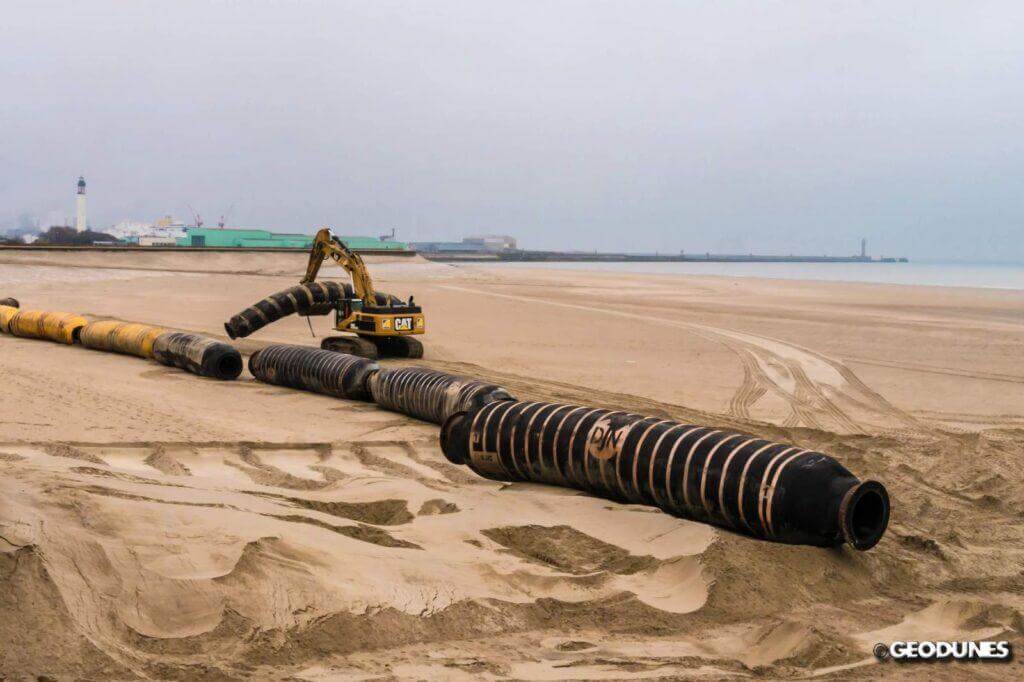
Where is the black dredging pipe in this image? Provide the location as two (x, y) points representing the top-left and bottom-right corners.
(152, 332), (244, 380)
(0, 297), (18, 308)
(224, 283), (408, 339)
(367, 367), (514, 425)
(441, 401), (890, 550)
(224, 282), (353, 339)
(248, 344), (378, 400)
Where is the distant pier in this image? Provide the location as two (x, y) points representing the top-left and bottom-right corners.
(419, 250), (909, 264)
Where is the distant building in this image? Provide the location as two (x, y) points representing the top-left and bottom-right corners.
(108, 217), (188, 244)
(138, 235), (179, 247)
(409, 241), (481, 253)
(411, 235), (519, 253)
(75, 176), (87, 232)
(154, 215), (189, 232)
(463, 234), (517, 251)
(176, 227), (407, 250)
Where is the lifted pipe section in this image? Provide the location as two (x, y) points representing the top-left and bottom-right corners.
(0, 297), (18, 308)
(367, 367), (514, 425)
(224, 282), (353, 339)
(248, 345), (377, 400)
(153, 332), (243, 380)
(224, 282), (410, 339)
(441, 401), (889, 550)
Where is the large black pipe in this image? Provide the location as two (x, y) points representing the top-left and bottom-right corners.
(152, 332), (244, 380)
(224, 282), (353, 339)
(248, 345), (377, 400)
(441, 401), (889, 550)
(367, 367), (514, 425)
(225, 283), (408, 339)
(0, 297), (19, 308)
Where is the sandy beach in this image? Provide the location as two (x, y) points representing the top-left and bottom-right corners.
(2, 252), (1022, 679)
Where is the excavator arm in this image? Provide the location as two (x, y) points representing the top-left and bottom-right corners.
(301, 228), (377, 306)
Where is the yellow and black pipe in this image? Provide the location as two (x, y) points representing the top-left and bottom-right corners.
(2, 309), (88, 344)
(79, 320), (169, 359)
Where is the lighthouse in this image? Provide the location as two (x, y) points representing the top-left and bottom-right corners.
(75, 176), (87, 232)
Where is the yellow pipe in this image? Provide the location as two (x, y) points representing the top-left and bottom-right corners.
(7, 310), (88, 344)
(0, 305), (18, 334)
(79, 320), (168, 358)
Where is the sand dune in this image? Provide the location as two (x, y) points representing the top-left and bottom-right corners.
(2, 254), (1023, 678)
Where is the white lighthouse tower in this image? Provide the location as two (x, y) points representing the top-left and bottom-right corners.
(75, 176), (87, 232)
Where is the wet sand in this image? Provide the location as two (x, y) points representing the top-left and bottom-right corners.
(1, 252), (1023, 679)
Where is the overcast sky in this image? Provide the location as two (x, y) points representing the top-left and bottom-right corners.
(1, 1), (1021, 259)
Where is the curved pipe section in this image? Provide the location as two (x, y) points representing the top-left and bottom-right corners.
(4, 310), (88, 344)
(80, 321), (169, 358)
(224, 282), (353, 339)
(248, 345), (377, 400)
(441, 401), (889, 550)
(152, 332), (243, 380)
(225, 283), (408, 339)
(0, 297), (19, 308)
(367, 367), (514, 425)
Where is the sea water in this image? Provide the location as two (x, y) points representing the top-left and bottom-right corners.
(483, 260), (1024, 290)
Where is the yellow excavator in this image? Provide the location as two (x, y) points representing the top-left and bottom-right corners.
(304, 227), (425, 359)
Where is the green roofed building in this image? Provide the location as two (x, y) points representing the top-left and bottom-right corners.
(175, 227), (407, 250)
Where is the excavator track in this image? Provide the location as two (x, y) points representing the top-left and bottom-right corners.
(320, 335), (379, 359)
(370, 335), (424, 359)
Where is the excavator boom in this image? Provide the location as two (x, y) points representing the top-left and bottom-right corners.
(302, 228), (377, 306)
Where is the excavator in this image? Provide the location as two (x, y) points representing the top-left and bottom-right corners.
(304, 227), (425, 359)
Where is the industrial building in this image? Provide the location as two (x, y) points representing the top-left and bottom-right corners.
(412, 235), (518, 253)
(175, 227), (407, 250)
(463, 235), (517, 250)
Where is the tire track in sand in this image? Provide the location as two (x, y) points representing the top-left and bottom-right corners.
(439, 284), (922, 434)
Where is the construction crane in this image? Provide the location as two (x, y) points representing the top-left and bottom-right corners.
(304, 227), (425, 358)
(218, 204), (234, 229)
(186, 204), (204, 229)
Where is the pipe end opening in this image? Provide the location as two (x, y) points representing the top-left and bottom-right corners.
(841, 480), (889, 551)
(217, 353), (244, 380)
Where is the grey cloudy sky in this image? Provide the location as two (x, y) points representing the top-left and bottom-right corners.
(2, 1), (1021, 259)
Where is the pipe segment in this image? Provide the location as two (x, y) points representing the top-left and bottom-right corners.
(0, 297), (18, 308)
(441, 400), (889, 550)
(79, 321), (169, 358)
(152, 332), (244, 380)
(3, 309), (88, 344)
(0, 305), (19, 334)
(248, 345), (378, 400)
(224, 281), (353, 339)
(224, 282), (409, 339)
(367, 367), (514, 425)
